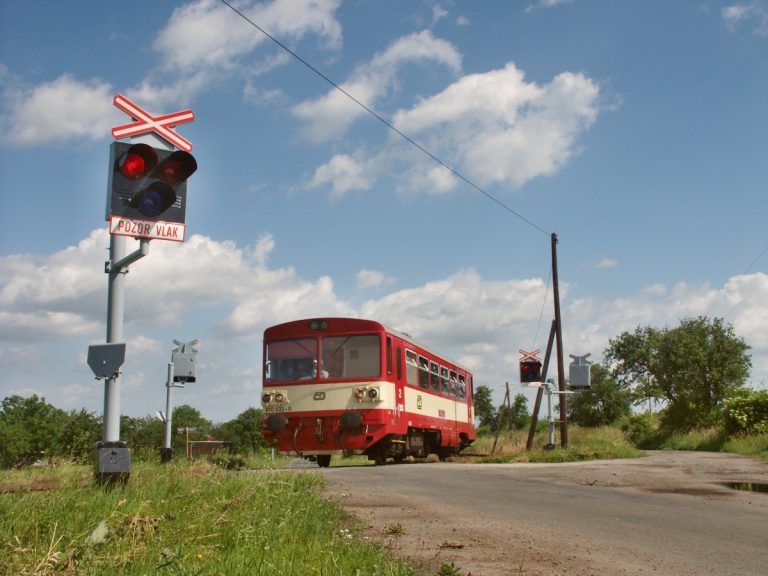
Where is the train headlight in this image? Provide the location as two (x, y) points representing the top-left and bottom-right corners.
(261, 393), (272, 404)
(367, 388), (378, 399)
(354, 388), (365, 400)
(274, 392), (285, 403)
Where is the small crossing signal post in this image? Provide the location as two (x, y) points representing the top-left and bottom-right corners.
(162, 340), (199, 462)
(519, 349), (542, 384)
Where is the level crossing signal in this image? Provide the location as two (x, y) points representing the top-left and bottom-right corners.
(107, 141), (197, 225)
(519, 359), (542, 383)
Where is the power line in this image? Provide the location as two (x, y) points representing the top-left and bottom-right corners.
(218, 0), (550, 236)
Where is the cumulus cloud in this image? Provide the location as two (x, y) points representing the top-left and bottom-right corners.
(292, 29), (462, 142)
(0, 75), (118, 146)
(2, 231), (767, 416)
(393, 63), (600, 192)
(0, 0), (343, 147)
(306, 59), (600, 198)
(309, 153), (375, 199)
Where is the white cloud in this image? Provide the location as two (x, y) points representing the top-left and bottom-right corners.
(0, 74), (117, 146)
(305, 57), (600, 198)
(722, 2), (768, 35)
(356, 269), (395, 290)
(393, 63), (600, 192)
(154, 0), (342, 72)
(292, 29), (462, 142)
(2, 232), (767, 418)
(526, 0), (575, 13)
(309, 153), (375, 199)
(0, 0), (343, 148)
(596, 258), (618, 269)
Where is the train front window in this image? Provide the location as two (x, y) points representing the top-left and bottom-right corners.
(265, 338), (318, 381)
(321, 335), (381, 378)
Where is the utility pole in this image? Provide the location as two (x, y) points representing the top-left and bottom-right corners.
(551, 233), (568, 447)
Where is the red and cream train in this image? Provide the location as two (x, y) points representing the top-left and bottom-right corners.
(261, 318), (476, 466)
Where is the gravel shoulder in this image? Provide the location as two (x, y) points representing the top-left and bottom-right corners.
(321, 451), (768, 576)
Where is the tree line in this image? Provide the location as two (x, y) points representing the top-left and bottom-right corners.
(0, 397), (265, 469)
(475, 316), (767, 442)
(2, 316), (766, 468)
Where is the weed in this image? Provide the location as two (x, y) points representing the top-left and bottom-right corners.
(434, 561), (465, 576)
(384, 522), (406, 536)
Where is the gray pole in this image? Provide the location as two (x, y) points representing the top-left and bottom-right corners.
(103, 235), (150, 442)
(103, 234), (126, 441)
(162, 362), (175, 462)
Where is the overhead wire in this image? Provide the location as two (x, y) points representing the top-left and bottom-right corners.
(717, 238), (768, 320)
(218, 0), (551, 237)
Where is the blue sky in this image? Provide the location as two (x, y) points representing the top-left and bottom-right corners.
(1, 0), (767, 423)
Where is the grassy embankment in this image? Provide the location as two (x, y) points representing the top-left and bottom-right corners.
(0, 457), (413, 576)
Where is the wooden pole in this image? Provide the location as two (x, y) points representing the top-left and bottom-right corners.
(551, 233), (568, 447)
(526, 320), (557, 450)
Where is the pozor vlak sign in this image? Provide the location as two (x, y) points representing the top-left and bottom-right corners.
(107, 94), (197, 242)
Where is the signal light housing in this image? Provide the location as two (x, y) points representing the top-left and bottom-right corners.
(107, 141), (197, 226)
(520, 360), (542, 383)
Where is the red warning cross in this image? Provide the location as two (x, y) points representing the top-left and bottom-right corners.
(111, 94), (194, 152)
(519, 348), (541, 362)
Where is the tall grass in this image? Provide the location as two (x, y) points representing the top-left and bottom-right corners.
(472, 426), (643, 463)
(722, 433), (768, 462)
(0, 460), (413, 576)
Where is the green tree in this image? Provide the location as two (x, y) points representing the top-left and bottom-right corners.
(0, 395), (68, 467)
(605, 316), (751, 430)
(473, 385), (496, 430)
(496, 393), (530, 431)
(59, 409), (102, 461)
(172, 404), (213, 440)
(215, 408), (265, 454)
(121, 414), (165, 449)
(567, 363), (631, 426)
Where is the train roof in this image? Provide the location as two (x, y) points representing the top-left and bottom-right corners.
(264, 317), (471, 373)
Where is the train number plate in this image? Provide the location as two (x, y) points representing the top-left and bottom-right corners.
(265, 405), (290, 413)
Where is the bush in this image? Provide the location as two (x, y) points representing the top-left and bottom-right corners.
(723, 389), (768, 435)
(618, 413), (661, 448)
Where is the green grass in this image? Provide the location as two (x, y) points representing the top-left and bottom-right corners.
(720, 433), (768, 462)
(0, 459), (413, 576)
(473, 426), (643, 463)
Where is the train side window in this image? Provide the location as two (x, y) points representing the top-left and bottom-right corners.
(450, 371), (458, 396)
(430, 362), (440, 391)
(418, 356), (430, 388)
(440, 366), (450, 394)
(386, 337), (393, 375)
(458, 374), (466, 399)
(406, 350), (418, 385)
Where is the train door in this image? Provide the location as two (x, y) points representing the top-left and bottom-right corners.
(387, 337), (406, 430)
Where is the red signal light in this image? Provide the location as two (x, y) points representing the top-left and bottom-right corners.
(520, 360), (542, 383)
(118, 144), (157, 179)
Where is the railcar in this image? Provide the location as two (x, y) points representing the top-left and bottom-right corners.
(261, 318), (476, 466)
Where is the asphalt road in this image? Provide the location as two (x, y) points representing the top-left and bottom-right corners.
(320, 452), (768, 576)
